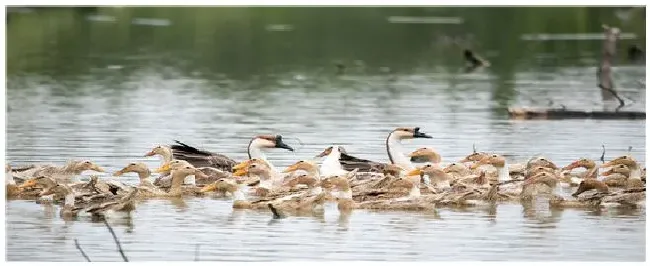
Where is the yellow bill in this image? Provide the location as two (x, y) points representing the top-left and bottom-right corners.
(155, 162), (171, 173)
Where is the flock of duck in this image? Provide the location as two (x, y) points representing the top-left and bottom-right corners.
(5, 127), (647, 220)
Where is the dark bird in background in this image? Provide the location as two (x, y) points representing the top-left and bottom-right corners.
(627, 44), (644, 63)
(463, 49), (490, 72)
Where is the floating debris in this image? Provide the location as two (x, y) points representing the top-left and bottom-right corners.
(131, 18), (172, 27)
(86, 15), (117, 23)
(265, 24), (294, 32)
(387, 16), (464, 24)
(521, 33), (637, 41)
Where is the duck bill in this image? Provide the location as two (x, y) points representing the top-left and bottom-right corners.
(144, 150), (156, 157)
(282, 163), (300, 173)
(601, 168), (614, 176)
(233, 168), (248, 177)
(413, 130), (432, 139)
(232, 160), (250, 172)
(563, 161), (580, 171)
(18, 179), (37, 189)
(600, 161), (615, 168)
(275, 141), (294, 152)
(470, 160), (487, 170)
(406, 168), (422, 177)
(194, 170), (210, 180)
(90, 164), (105, 173)
(200, 183), (218, 193)
(155, 162), (171, 173)
(112, 169), (125, 177)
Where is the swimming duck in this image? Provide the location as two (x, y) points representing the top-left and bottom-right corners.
(470, 154), (511, 184)
(6, 164), (22, 198)
(113, 162), (156, 188)
(442, 162), (473, 179)
(203, 178), (290, 210)
(231, 159), (281, 197)
(319, 127), (433, 173)
(144, 145), (174, 179)
(84, 187), (139, 217)
(170, 135), (294, 173)
(146, 161), (209, 197)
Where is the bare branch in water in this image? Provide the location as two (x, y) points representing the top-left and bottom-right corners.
(74, 239), (92, 262)
(472, 143), (477, 153)
(195, 244), (201, 261)
(628, 146), (633, 153)
(600, 145), (606, 163)
(599, 85), (626, 112)
(103, 220), (129, 262)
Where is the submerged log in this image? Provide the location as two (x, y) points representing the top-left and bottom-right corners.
(508, 24), (643, 120)
(508, 107), (645, 120)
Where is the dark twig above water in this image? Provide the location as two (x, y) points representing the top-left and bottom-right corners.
(103, 220), (129, 262)
(600, 145), (606, 163)
(74, 239), (92, 262)
(268, 203), (286, 219)
(472, 143), (477, 153)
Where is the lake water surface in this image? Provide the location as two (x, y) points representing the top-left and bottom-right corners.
(5, 7), (646, 261)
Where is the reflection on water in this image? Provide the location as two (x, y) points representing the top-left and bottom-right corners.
(5, 6), (646, 261)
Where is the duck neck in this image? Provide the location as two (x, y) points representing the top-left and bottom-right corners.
(386, 133), (413, 171)
(629, 164), (641, 180)
(62, 162), (83, 175)
(137, 170), (154, 187)
(233, 186), (247, 201)
(309, 186), (323, 196)
(160, 148), (173, 164)
(168, 171), (186, 196)
(5, 171), (15, 185)
(497, 164), (509, 182)
(321, 148), (344, 176)
(64, 193), (75, 207)
(408, 184), (421, 198)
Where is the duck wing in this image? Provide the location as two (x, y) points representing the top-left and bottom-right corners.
(170, 140), (238, 172)
(339, 153), (386, 173)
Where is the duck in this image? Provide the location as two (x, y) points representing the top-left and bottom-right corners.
(520, 172), (557, 201)
(170, 135), (294, 174)
(460, 152), (526, 179)
(144, 145), (174, 178)
(355, 176), (437, 211)
(37, 184), (85, 218)
(563, 158), (599, 180)
(202, 178), (289, 210)
(10, 160), (105, 184)
(442, 162), (473, 179)
(572, 179), (645, 208)
(601, 164), (634, 187)
(407, 147), (442, 165)
(113, 162), (156, 188)
(314, 146), (354, 177)
(600, 155), (644, 188)
(143, 161), (209, 197)
(470, 154), (511, 184)
(407, 163), (453, 191)
(84, 187), (139, 217)
(318, 127), (433, 174)
(231, 159), (282, 197)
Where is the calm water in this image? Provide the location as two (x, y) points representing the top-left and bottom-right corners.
(5, 7), (647, 261)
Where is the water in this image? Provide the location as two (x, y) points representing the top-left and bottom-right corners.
(5, 7), (647, 261)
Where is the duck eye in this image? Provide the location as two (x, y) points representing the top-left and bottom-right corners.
(129, 163), (136, 166)
(492, 155), (497, 158)
(619, 165), (625, 168)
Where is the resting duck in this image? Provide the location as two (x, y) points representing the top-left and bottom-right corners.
(10, 160), (105, 184)
(442, 162), (473, 179)
(407, 163), (453, 191)
(408, 147), (442, 165)
(169, 135), (294, 173)
(601, 164), (636, 187)
(600, 155), (644, 188)
(572, 179), (645, 208)
(520, 172), (557, 201)
(563, 158), (599, 182)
